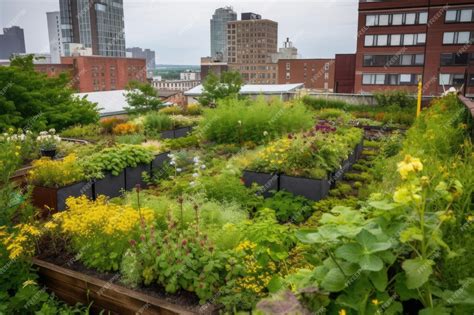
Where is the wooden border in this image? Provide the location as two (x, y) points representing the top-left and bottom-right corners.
(33, 258), (219, 315)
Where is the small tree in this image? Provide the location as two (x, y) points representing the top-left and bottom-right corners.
(125, 81), (163, 114)
(199, 71), (243, 106)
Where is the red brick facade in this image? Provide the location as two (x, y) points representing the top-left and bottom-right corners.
(334, 54), (356, 93)
(35, 56), (147, 93)
(355, 0), (474, 96)
(277, 58), (335, 91)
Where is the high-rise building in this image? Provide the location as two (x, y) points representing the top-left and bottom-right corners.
(227, 13), (278, 84)
(0, 26), (26, 60)
(126, 47), (156, 76)
(59, 0), (126, 57)
(47, 12), (63, 63)
(210, 7), (237, 62)
(355, 0), (474, 96)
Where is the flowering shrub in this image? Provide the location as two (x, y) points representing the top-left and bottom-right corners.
(52, 196), (154, 271)
(0, 223), (42, 260)
(28, 154), (85, 188)
(112, 122), (139, 135)
(100, 117), (127, 133)
(36, 129), (61, 150)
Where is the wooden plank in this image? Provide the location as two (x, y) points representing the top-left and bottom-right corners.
(33, 258), (218, 315)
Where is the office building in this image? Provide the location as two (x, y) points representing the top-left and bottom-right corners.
(355, 0), (474, 96)
(210, 7), (237, 62)
(271, 38), (299, 63)
(278, 58), (335, 91)
(47, 12), (63, 63)
(126, 47), (156, 76)
(35, 55), (146, 92)
(180, 70), (201, 81)
(227, 13), (278, 84)
(0, 26), (26, 59)
(59, 0), (126, 57)
(200, 57), (228, 81)
(152, 79), (201, 92)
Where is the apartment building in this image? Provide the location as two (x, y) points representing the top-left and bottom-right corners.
(278, 59), (335, 91)
(227, 13), (279, 84)
(355, 0), (474, 96)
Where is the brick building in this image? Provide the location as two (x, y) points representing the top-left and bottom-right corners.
(355, 0), (474, 96)
(278, 58), (335, 91)
(35, 55), (146, 92)
(334, 54), (356, 93)
(227, 13), (279, 84)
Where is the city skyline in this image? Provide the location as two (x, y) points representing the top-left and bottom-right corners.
(0, 0), (358, 65)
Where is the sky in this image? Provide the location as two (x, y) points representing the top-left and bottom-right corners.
(0, 0), (358, 65)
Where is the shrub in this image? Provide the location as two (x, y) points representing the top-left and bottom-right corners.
(302, 96), (348, 110)
(112, 122), (139, 135)
(143, 112), (173, 135)
(162, 134), (199, 150)
(28, 154), (85, 188)
(261, 191), (313, 223)
(159, 106), (183, 115)
(115, 134), (146, 145)
(51, 195), (154, 271)
(199, 97), (313, 145)
(373, 90), (416, 108)
(100, 117), (127, 133)
(60, 124), (102, 140)
(185, 104), (202, 115)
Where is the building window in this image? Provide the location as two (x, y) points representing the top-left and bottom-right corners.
(363, 54), (425, 67)
(286, 72), (290, 79)
(469, 74), (474, 86)
(362, 73), (418, 85)
(445, 8), (474, 23)
(365, 33), (426, 47)
(443, 31), (473, 44)
(365, 11), (428, 26)
(439, 73), (465, 85)
(440, 53), (471, 66)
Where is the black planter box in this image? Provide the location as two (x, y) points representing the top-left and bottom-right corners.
(32, 181), (94, 214)
(242, 170), (279, 198)
(279, 175), (330, 201)
(173, 126), (192, 138)
(125, 163), (151, 190)
(160, 130), (175, 139)
(151, 152), (170, 177)
(93, 171), (125, 199)
(331, 158), (352, 185)
(355, 139), (364, 160)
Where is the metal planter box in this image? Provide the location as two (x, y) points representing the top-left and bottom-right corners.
(160, 126), (193, 139)
(242, 170), (279, 198)
(32, 181), (93, 214)
(151, 152), (170, 177)
(125, 163), (151, 190)
(279, 175), (330, 201)
(160, 129), (175, 139)
(93, 171), (125, 199)
(355, 139), (364, 160)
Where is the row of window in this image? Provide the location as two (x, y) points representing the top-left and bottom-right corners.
(362, 73), (474, 86)
(365, 7), (474, 27)
(363, 54), (424, 67)
(440, 53), (474, 66)
(365, 33), (426, 47)
(366, 11), (428, 26)
(442, 31), (474, 45)
(446, 8), (474, 23)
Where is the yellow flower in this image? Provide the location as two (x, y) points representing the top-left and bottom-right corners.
(22, 280), (37, 288)
(371, 299), (380, 305)
(397, 155), (423, 180)
(467, 215), (474, 222)
(339, 309), (347, 315)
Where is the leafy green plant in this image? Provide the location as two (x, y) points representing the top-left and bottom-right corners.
(60, 124), (102, 140)
(373, 90), (416, 108)
(28, 154), (85, 188)
(198, 71), (243, 106)
(143, 112), (173, 135)
(262, 191), (313, 223)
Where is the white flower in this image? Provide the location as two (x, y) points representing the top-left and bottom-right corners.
(263, 131), (268, 136)
(167, 153), (173, 158)
(190, 181), (195, 187)
(40, 131), (47, 136)
(176, 168), (182, 172)
(200, 165), (206, 170)
(49, 128), (56, 134)
(193, 156), (200, 163)
(192, 172), (199, 178)
(238, 120), (242, 125)
(170, 160), (176, 165)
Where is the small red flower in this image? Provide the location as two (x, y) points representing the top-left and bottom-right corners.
(129, 239), (136, 247)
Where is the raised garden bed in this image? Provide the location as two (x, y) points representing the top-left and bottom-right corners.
(32, 258), (219, 315)
(160, 127), (193, 139)
(93, 171), (126, 199)
(125, 164), (150, 190)
(31, 181), (94, 213)
(279, 175), (330, 201)
(242, 170), (278, 198)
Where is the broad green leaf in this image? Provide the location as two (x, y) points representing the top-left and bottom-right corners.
(368, 200), (398, 210)
(419, 306), (451, 315)
(356, 229), (392, 253)
(369, 268), (388, 292)
(335, 243), (363, 263)
(402, 258), (434, 289)
(321, 267), (346, 292)
(359, 254), (384, 271)
(399, 227), (424, 243)
(267, 275), (283, 293)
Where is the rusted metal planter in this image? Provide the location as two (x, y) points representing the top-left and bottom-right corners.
(31, 181), (93, 213)
(32, 258), (219, 315)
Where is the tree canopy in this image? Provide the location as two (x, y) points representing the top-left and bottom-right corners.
(0, 55), (99, 132)
(198, 71), (243, 106)
(125, 81), (163, 114)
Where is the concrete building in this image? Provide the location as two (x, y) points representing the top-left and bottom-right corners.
(63, 43), (93, 57)
(355, 0), (474, 96)
(35, 55), (146, 92)
(278, 58), (335, 91)
(47, 11), (63, 63)
(180, 70), (201, 81)
(0, 26), (26, 59)
(126, 47), (156, 77)
(59, 0), (126, 57)
(200, 56), (228, 81)
(271, 38), (299, 63)
(210, 7), (237, 62)
(227, 13), (278, 84)
(185, 83), (303, 104)
(152, 79), (201, 91)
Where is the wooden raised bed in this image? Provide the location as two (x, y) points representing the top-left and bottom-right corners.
(33, 258), (219, 315)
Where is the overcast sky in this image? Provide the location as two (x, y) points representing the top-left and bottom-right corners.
(0, 0), (358, 65)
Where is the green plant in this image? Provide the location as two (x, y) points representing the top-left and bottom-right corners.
(60, 124), (102, 140)
(162, 134), (199, 150)
(28, 154), (85, 188)
(198, 71), (243, 106)
(143, 112), (173, 135)
(125, 81), (163, 114)
(199, 97), (313, 145)
(36, 129), (61, 150)
(262, 191), (313, 223)
(373, 90), (416, 108)
(115, 134), (146, 144)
